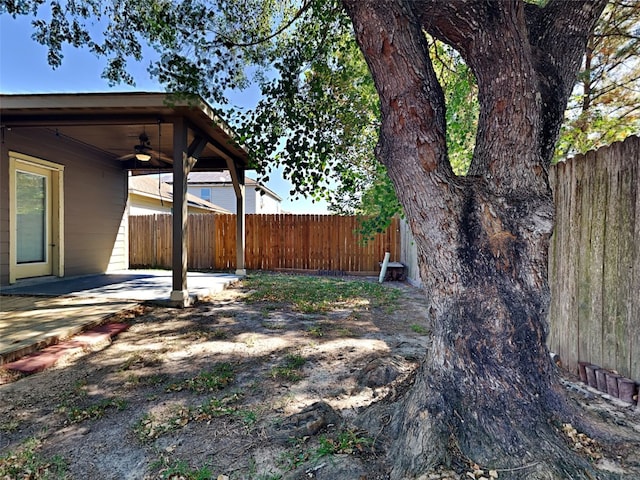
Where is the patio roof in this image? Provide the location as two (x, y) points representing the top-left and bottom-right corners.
(0, 92), (250, 173)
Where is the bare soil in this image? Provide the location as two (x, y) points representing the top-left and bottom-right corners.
(1, 276), (639, 479)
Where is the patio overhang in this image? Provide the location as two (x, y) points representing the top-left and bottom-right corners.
(0, 92), (250, 306)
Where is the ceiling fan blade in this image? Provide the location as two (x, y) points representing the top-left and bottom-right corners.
(147, 149), (174, 163)
(116, 151), (173, 164)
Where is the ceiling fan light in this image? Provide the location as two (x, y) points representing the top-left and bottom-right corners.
(135, 152), (151, 161)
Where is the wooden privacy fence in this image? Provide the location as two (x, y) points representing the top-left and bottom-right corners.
(548, 135), (640, 381)
(130, 214), (401, 274)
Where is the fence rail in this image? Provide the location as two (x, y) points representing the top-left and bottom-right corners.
(129, 214), (401, 274)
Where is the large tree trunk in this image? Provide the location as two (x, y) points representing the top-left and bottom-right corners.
(342, 1), (608, 478)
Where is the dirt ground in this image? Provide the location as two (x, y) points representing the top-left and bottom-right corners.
(1, 275), (639, 480)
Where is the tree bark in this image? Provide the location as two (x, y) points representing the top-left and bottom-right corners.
(342, 0), (608, 478)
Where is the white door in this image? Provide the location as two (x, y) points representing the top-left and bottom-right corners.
(13, 162), (53, 279)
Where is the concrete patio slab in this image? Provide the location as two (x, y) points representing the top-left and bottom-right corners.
(0, 269), (241, 303)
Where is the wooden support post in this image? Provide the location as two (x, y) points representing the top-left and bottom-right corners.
(170, 117), (190, 306)
(235, 169), (246, 275)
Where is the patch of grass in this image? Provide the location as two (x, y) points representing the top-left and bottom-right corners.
(270, 354), (307, 382)
(410, 324), (430, 335)
(124, 372), (168, 389)
(315, 429), (374, 457)
(209, 328), (228, 339)
(278, 438), (311, 471)
(180, 329), (228, 341)
(194, 394), (257, 426)
(0, 419), (20, 433)
(262, 320), (287, 330)
(134, 407), (190, 443)
(166, 363), (234, 393)
(244, 274), (402, 313)
(0, 437), (67, 479)
(119, 352), (161, 371)
(58, 379), (89, 404)
(62, 397), (127, 424)
(242, 334), (258, 348)
(137, 394), (256, 443)
(193, 397), (236, 420)
(278, 430), (374, 474)
(333, 327), (354, 337)
(269, 368), (302, 382)
(154, 458), (213, 480)
(284, 354), (306, 369)
(306, 325), (324, 337)
(239, 409), (258, 426)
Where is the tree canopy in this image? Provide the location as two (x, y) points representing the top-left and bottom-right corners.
(557, 0), (640, 159)
(2, 0), (636, 214)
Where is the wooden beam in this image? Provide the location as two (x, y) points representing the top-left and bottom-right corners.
(235, 177), (246, 275)
(170, 117), (190, 306)
(189, 158), (229, 170)
(186, 135), (208, 172)
(188, 135), (208, 159)
(210, 140), (247, 275)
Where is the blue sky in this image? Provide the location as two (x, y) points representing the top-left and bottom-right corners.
(0, 14), (330, 214)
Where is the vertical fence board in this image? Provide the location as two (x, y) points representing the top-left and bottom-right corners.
(566, 158), (581, 373)
(630, 146), (640, 380)
(548, 163), (561, 365)
(575, 156), (593, 370)
(602, 154), (622, 372)
(587, 150), (606, 369)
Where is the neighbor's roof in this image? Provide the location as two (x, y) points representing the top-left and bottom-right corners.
(129, 175), (232, 213)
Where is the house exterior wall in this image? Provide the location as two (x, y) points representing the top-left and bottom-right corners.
(256, 190), (282, 214)
(108, 197), (129, 272)
(188, 184), (281, 214)
(0, 127), (128, 286)
(190, 185), (238, 213)
(128, 192), (223, 215)
(129, 194), (174, 215)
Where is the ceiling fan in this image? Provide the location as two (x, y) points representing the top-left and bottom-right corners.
(116, 132), (173, 164)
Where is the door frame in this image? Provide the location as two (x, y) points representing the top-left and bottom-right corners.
(9, 152), (64, 283)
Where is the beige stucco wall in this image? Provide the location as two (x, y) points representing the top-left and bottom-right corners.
(0, 126), (128, 285)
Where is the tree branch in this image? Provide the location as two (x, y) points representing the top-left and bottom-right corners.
(217, 0), (313, 48)
(525, 0), (609, 165)
(342, 0), (449, 177)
